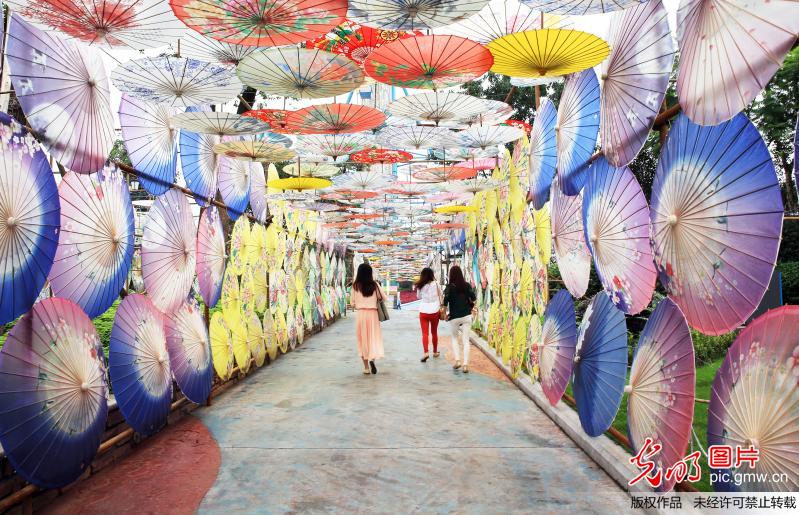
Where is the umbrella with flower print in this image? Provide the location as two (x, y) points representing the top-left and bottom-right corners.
(532, 289), (577, 406)
(306, 20), (417, 63)
(196, 206), (226, 308)
(557, 68), (600, 196)
(347, 0), (489, 31)
(413, 165), (476, 183)
(210, 311), (234, 381)
(217, 157), (254, 221)
(519, 0), (643, 15)
(457, 125), (524, 150)
(436, 0), (556, 44)
(386, 91), (488, 126)
(164, 298), (213, 404)
(284, 104), (386, 135)
(213, 140), (296, 162)
(170, 112), (269, 136)
(350, 148), (413, 165)
(550, 176), (590, 299)
(177, 30), (258, 66)
(297, 133), (374, 158)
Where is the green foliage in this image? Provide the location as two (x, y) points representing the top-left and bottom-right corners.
(779, 222), (799, 262)
(777, 261), (799, 305)
(691, 329), (736, 367)
(462, 73), (565, 126)
(108, 139), (131, 167)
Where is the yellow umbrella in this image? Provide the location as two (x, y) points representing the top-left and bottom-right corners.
(434, 204), (478, 214)
(268, 177), (332, 191)
(229, 216), (251, 276)
(275, 310), (289, 353)
(266, 163), (281, 195)
(526, 315), (542, 382)
(511, 315), (528, 379)
(210, 312), (234, 381)
(226, 310), (251, 373)
(487, 29), (610, 78)
(533, 203), (551, 265)
(245, 310), (266, 368)
(239, 268), (256, 313)
(221, 267), (241, 323)
(262, 310), (278, 361)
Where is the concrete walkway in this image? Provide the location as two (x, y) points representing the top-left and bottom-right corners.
(195, 310), (632, 514)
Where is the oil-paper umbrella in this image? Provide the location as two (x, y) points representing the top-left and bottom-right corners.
(572, 293), (627, 437)
(519, 0), (643, 15)
(226, 310), (251, 373)
(177, 31), (258, 66)
(528, 97), (557, 209)
(413, 165), (476, 183)
(650, 113), (783, 336)
(6, 0), (187, 48)
(627, 298), (695, 493)
(250, 167), (268, 223)
(550, 177), (590, 298)
(209, 311), (234, 381)
(297, 134), (374, 158)
(457, 125), (525, 150)
(109, 294), (172, 437)
(436, 0), (545, 44)
(707, 305), (799, 492)
(197, 206), (226, 308)
(287, 104), (386, 134)
(306, 20), (416, 63)
(386, 91), (488, 126)
(111, 56), (243, 108)
(347, 0), (489, 30)
(245, 310), (267, 368)
(557, 68), (600, 196)
(142, 188), (197, 314)
(531, 289), (576, 406)
(170, 112), (269, 136)
(6, 15), (114, 174)
(237, 48), (364, 99)
(676, 0), (799, 126)
(217, 156), (254, 221)
(600, 0), (674, 167)
(49, 166), (135, 319)
(0, 298), (107, 489)
(365, 34), (493, 90)
(180, 129), (219, 206)
(350, 148), (413, 165)
(376, 125), (458, 150)
(164, 298), (212, 404)
(213, 140), (296, 162)
(441, 99), (514, 128)
(583, 157), (655, 315)
(170, 0), (346, 46)
(487, 29), (609, 78)
(119, 95), (180, 196)
(0, 112), (60, 326)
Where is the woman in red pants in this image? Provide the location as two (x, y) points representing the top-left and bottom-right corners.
(415, 267), (443, 362)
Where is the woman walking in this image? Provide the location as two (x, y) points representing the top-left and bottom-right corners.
(350, 263), (385, 374)
(443, 266), (476, 373)
(416, 267), (442, 362)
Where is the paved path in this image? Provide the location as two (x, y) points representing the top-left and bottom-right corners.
(195, 309), (632, 514)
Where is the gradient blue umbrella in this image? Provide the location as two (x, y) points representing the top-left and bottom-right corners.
(0, 298), (107, 488)
(180, 108), (220, 207)
(528, 97), (557, 210)
(164, 298), (213, 404)
(217, 156), (254, 221)
(0, 111), (60, 325)
(556, 68), (599, 196)
(109, 294), (172, 437)
(534, 289), (577, 406)
(572, 292), (627, 437)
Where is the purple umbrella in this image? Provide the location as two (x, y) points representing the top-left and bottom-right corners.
(164, 298), (213, 404)
(550, 176), (590, 298)
(533, 289), (576, 406)
(196, 206), (227, 308)
(557, 68), (599, 195)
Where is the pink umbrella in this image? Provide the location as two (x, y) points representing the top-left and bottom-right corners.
(533, 289), (577, 406)
(550, 176), (590, 298)
(196, 206), (226, 308)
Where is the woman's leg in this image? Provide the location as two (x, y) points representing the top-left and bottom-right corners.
(461, 316), (472, 366)
(419, 313), (430, 354)
(362, 358), (370, 373)
(449, 317), (461, 366)
(430, 316), (440, 354)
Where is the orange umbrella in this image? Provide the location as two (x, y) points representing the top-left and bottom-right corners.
(413, 165), (476, 183)
(305, 20), (418, 63)
(431, 222), (467, 230)
(243, 109), (301, 134)
(283, 103), (386, 134)
(350, 148), (413, 164)
(347, 213), (382, 220)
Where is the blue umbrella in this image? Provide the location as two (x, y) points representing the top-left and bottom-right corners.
(535, 289), (577, 406)
(165, 298), (213, 404)
(528, 97), (557, 209)
(556, 68), (599, 195)
(0, 111), (60, 325)
(572, 293), (627, 437)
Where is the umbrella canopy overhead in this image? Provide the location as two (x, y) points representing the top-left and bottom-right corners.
(297, 133), (374, 157)
(650, 113), (783, 336)
(179, 129), (219, 206)
(528, 97), (557, 210)
(441, 99), (515, 128)
(176, 30), (258, 66)
(284, 160), (340, 177)
(306, 20), (417, 63)
(364, 34), (493, 89)
(347, 0), (490, 30)
(169, 0), (347, 47)
(600, 0), (674, 167)
(436, 0), (556, 44)
(550, 177), (590, 299)
(196, 206), (226, 308)
(6, 15), (115, 174)
(217, 157), (255, 220)
(457, 125), (524, 149)
(386, 91), (488, 125)
(520, 0), (644, 15)
(376, 125), (458, 150)
(286, 103), (386, 134)
(556, 68), (600, 196)
(213, 140), (296, 162)
(412, 165), (476, 183)
(170, 112), (269, 136)
(237, 47), (365, 99)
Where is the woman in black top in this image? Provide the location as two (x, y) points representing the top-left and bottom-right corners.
(443, 266), (476, 373)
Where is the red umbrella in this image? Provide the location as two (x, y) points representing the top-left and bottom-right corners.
(305, 20), (418, 64)
(365, 34), (493, 89)
(350, 148), (413, 164)
(282, 103), (385, 134)
(504, 119), (531, 133)
(413, 165), (476, 183)
(431, 222), (467, 230)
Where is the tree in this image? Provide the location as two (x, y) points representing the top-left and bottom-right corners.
(462, 72), (563, 125)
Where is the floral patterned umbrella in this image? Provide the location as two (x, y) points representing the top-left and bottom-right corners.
(386, 91), (488, 125)
(305, 20), (415, 63)
(440, 99), (515, 128)
(413, 165), (476, 183)
(297, 133), (374, 157)
(520, 0), (643, 15)
(170, 112), (269, 136)
(237, 47), (364, 99)
(179, 127), (219, 206)
(350, 148), (413, 164)
(528, 97), (557, 209)
(376, 125), (458, 150)
(164, 298), (213, 404)
(217, 156), (255, 221)
(250, 165), (268, 223)
(436, 0), (550, 44)
(284, 160), (340, 178)
(365, 34), (493, 89)
(210, 311), (235, 380)
(6, 0), (187, 48)
(285, 103), (386, 134)
(6, 15), (115, 174)
(557, 68), (600, 195)
(550, 176), (590, 299)
(532, 289), (576, 406)
(347, 0), (489, 30)
(169, 0), (346, 46)
(111, 56), (243, 108)
(196, 206), (226, 308)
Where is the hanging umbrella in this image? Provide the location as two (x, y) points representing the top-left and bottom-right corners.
(436, 0), (548, 44)
(262, 310), (278, 361)
(250, 166), (268, 223)
(111, 56), (243, 108)
(177, 31), (258, 66)
(243, 109), (297, 133)
(164, 298), (213, 404)
(170, 112), (269, 136)
(245, 310), (267, 367)
(531, 289), (576, 406)
(305, 20), (417, 63)
(583, 157), (655, 315)
(504, 119), (531, 133)
(49, 166), (135, 319)
(676, 0), (799, 126)
(627, 298), (695, 493)
(528, 97), (557, 210)
(600, 0), (674, 167)
(209, 311), (235, 381)
(169, 0), (346, 47)
(487, 29), (609, 78)
(510, 75), (562, 88)
(376, 125), (458, 150)
(364, 34), (493, 90)
(572, 293), (627, 437)
(180, 129), (219, 206)
(413, 165), (476, 183)
(457, 125), (524, 150)
(226, 310), (251, 373)
(269, 177), (333, 191)
(557, 68), (600, 196)
(351, 148), (413, 165)
(441, 99), (515, 128)
(454, 157), (499, 172)
(532, 202), (551, 266)
(142, 188), (197, 314)
(550, 177), (590, 299)
(6, 15), (114, 174)
(119, 95), (180, 196)
(383, 181), (434, 197)
(650, 113), (783, 336)
(284, 161), (340, 178)
(386, 91), (488, 125)
(237, 47), (364, 99)
(285, 104), (386, 134)
(213, 140), (296, 162)
(519, 0), (643, 15)
(0, 112), (60, 326)
(229, 216), (250, 276)
(334, 170), (394, 191)
(707, 305), (799, 492)
(297, 133), (374, 158)
(347, 0), (489, 30)
(446, 176), (501, 195)
(6, 0), (186, 48)
(196, 206), (226, 308)
(0, 298), (107, 489)
(109, 294), (172, 437)
(217, 156), (254, 221)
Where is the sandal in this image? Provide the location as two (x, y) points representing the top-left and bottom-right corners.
(453, 361), (462, 370)
(421, 354), (430, 363)
(370, 360), (377, 374)
(462, 365), (469, 373)
(363, 369), (371, 375)
(433, 352), (440, 358)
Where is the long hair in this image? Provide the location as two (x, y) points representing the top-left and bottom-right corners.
(415, 267), (435, 290)
(353, 263), (377, 297)
(448, 265), (468, 294)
